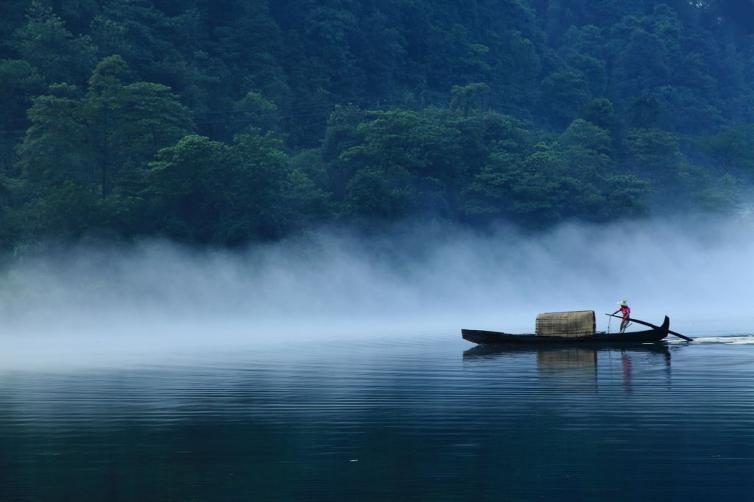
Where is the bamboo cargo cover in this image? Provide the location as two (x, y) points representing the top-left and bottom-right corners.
(535, 311), (596, 337)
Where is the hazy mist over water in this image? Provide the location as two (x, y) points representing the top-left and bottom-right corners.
(1, 214), (753, 366)
(3, 216), (754, 502)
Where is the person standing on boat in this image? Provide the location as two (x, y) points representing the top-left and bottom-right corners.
(613, 300), (631, 333)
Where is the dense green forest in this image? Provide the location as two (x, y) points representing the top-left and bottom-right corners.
(1, 0), (753, 248)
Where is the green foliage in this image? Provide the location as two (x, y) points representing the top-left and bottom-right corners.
(11, 1), (97, 84)
(556, 119), (616, 180)
(232, 90), (280, 136)
(540, 70), (592, 127)
(345, 166), (413, 220)
(16, 181), (119, 241)
(144, 131), (329, 244)
(614, 29), (670, 100)
(18, 85), (92, 185)
(144, 135), (234, 243)
(581, 98), (618, 134)
(450, 83), (490, 117)
(0, 0), (752, 248)
(697, 125), (754, 172)
(0, 59), (43, 129)
(0, 58), (44, 172)
(558, 119), (614, 158)
(0, 0), (28, 57)
(567, 54), (607, 97)
(462, 143), (647, 226)
(336, 108), (494, 218)
(624, 127), (682, 174)
(19, 55), (193, 197)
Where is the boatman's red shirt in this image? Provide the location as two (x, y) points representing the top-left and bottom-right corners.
(620, 305), (631, 319)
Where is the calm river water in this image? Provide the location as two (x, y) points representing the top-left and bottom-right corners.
(1, 333), (753, 501)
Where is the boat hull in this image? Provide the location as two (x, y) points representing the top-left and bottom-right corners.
(462, 316), (670, 345)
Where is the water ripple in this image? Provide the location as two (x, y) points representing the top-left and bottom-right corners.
(0, 335), (753, 500)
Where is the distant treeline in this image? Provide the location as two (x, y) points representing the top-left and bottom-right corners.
(1, 0), (754, 248)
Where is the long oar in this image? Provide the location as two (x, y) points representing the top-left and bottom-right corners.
(605, 314), (693, 342)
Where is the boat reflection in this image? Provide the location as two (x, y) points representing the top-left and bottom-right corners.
(463, 343), (672, 360)
(463, 343), (673, 391)
(536, 348), (598, 383)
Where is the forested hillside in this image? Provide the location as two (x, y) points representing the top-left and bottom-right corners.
(1, 0), (754, 248)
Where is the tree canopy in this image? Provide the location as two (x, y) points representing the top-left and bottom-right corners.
(0, 0), (753, 250)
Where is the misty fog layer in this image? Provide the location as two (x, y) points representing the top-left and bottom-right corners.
(2, 214), (753, 348)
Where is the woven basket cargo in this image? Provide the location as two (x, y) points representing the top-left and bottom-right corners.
(535, 311), (596, 338)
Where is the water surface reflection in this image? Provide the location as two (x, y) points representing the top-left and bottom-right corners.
(463, 344), (673, 393)
(0, 336), (752, 501)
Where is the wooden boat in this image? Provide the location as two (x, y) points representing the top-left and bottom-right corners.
(462, 316), (670, 345)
